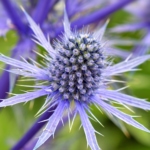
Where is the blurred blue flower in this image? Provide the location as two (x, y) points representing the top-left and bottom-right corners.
(0, 0), (58, 99)
(0, 3), (12, 36)
(0, 8), (150, 150)
(110, 0), (150, 57)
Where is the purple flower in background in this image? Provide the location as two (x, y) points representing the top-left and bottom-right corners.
(0, 9), (150, 150)
(0, 0), (58, 100)
(65, 0), (106, 17)
(110, 0), (150, 32)
(110, 0), (150, 57)
(0, 3), (12, 36)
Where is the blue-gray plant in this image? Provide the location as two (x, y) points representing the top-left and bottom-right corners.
(0, 8), (150, 150)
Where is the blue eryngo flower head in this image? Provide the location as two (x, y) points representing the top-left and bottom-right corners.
(1, 9), (150, 150)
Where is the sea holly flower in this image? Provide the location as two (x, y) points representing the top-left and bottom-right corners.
(0, 0), (133, 101)
(1, 6), (150, 150)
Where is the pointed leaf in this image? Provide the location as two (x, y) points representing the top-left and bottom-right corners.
(0, 89), (47, 107)
(94, 20), (109, 41)
(63, 8), (72, 37)
(21, 7), (55, 58)
(98, 89), (150, 110)
(102, 55), (150, 76)
(0, 54), (48, 80)
(93, 96), (150, 133)
(33, 100), (68, 150)
(76, 102), (101, 150)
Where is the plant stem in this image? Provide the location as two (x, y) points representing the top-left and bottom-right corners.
(1, 0), (27, 34)
(11, 106), (57, 150)
(55, 0), (136, 36)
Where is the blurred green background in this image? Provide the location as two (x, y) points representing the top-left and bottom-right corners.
(0, 9), (150, 150)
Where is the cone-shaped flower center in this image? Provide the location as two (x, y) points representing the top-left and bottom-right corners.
(50, 34), (105, 101)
